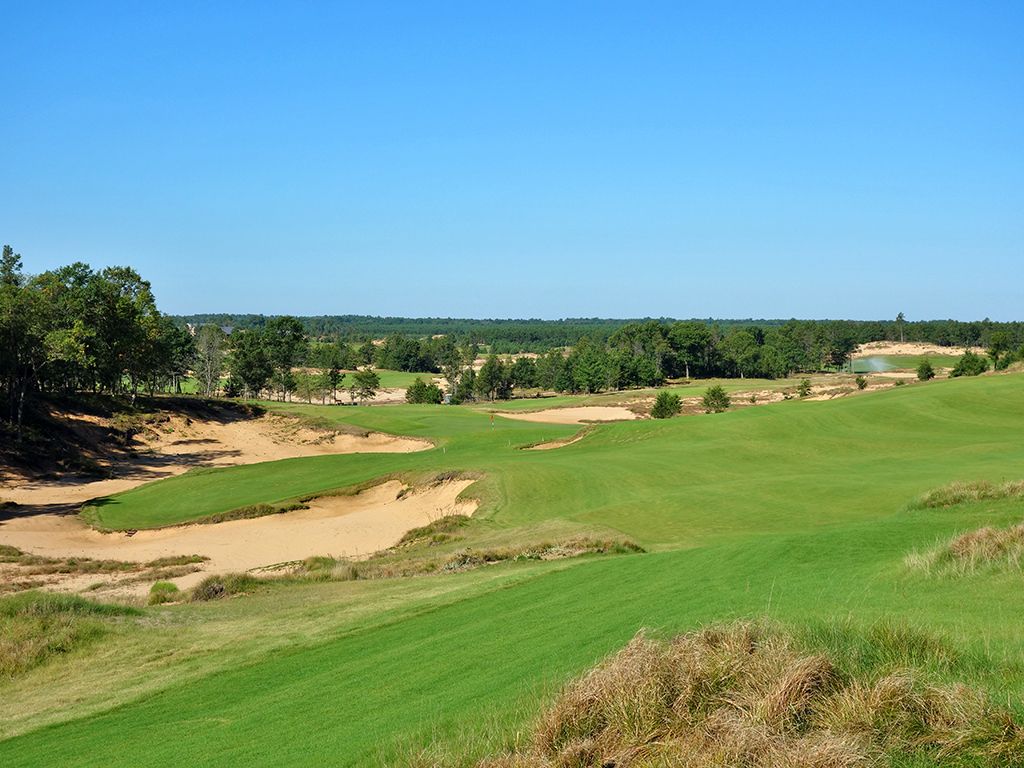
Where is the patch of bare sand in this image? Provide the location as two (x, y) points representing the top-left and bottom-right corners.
(855, 341), (979, 357)
(0, 414), (431, 507)
(497, 406), (639, 425)
(0, 480), (477, 595)
(527, 431), (589, 450)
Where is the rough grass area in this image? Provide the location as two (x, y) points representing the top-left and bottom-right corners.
(911, 480), (1024, 510)
(192, 501), (308, 525)
(0, 592), (138, 679)
(907, 522), (1024, 576)
(0, 547), (207, 594)
(430, 622), (1024, 768)
(300, 537), (644, 582)
(190, 573), (264, 602)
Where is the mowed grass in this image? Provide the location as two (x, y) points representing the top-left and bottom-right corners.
(5, 491), (1024, 766)
(853, 353), (963, 372)
(88, 374), (1024, 544)
(5, 374), (1024, 766)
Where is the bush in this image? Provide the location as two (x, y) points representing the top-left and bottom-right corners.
(147, 581), (181, 605)
(917, 358), (936, 381)
(950, 351), (988, 377)
(854, 375), (867, 389)
(405, 377), (444, 404)
(650, 391), (682, 419)
(190, 573), (262, 602)
(701, 385), (730, 414)
(796, 378), (812, 397)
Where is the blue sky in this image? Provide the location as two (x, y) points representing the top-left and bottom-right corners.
(2, 2), (1021, 319)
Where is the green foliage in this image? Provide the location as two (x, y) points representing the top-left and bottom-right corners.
(405, 377), (443, 404)
(701, 385), (730, 413)
(797, 378), (812, 397)
(917, 358), (936, 381)
(650, 391), (681, 419)
(147, 582), (181, 606)
(951, 351), (989, 377)
(350, 368), (381, 403)
(854, 374), (868, 389)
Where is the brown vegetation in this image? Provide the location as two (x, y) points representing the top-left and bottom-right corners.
(437, 623), (1024, 768)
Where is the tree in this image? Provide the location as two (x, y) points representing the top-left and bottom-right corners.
(855, 375), (868, 390)
(194, 325), (226, 395)
(475, 355), (510, 401)
(509, 357), (538, 389)
(406, 377), (443, 404)
(987, 331), (1013, 370)
(227, 329), (273, 398)
(950, 351), (988, 377)
(702, 385), (731, 413)
(916, 359), (936, 381)
(351, 368), (380, 403)
(797, 379), (812, 398)
(651, 391), (682, 419)
(263, 316), (307, 401)
(896, 312), (906, 343)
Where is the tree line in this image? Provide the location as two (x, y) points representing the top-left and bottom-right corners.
(1, 247), (191, 435)
(173, 312), (1024, 354)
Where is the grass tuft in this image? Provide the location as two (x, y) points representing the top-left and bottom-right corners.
(190, 573), (263, 602)
(0, 592), (138, 679)
(907, 522), (1024, 576)
(454, 621), (1024, 768)
(911, 480), (1024, 510)
(147, 581), (181, 606)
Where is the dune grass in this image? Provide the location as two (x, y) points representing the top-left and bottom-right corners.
(3, 375), (1024, 765)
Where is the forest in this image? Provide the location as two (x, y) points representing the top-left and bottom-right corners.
(5, 247), (1024, 425)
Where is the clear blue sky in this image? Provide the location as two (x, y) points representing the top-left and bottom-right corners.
(2, 2), (1021, 320)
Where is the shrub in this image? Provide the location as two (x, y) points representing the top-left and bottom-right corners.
(917, 358), (936, 381)
(147, 581), (181, 605)
(190, 573), (262, 602)
(701, 385), (730, 414)
(797, 378), (812, 397)
(854, 375), (867, 390)
(951, 351), (989, 377)
(406, 377), (444, 404)
(650, 391), (682, 419)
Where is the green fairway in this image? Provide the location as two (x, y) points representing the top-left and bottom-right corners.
(5, 374), (1024, 766)
(853, 353), (963, 373)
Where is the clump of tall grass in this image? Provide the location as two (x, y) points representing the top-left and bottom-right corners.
(459, 622), (1024, 768)
(147, 581), (181, 605)
(190, 573), (263, 601)
(911, 480), (1024, 510)
(907, 522), (1024, 576)
(0, 591), (138, 678)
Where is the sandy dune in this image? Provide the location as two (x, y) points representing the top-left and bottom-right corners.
(496, 406), (638, 425)
(854, 341), (977, 357)
(0, 480), (477, 593)
(1, 414), (431, 507)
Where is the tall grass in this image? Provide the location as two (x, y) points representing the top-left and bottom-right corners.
(907, 522), (1024, 576)
(442, 622), (1024, 768)
(910, 480), (1024, 510)
(0, 592), (138, 679)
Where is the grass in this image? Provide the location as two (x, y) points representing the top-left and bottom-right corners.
(449, 622), (1024, 768)
(852, 354), (963, 373)
(3, 374), (1024, 765)
(0, 593), (138, 679)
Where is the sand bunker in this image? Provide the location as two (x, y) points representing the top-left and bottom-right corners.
(0, 480), (477, 593)
(497, 406), (638, 425)
(855, 341), (977, 357)
(1, 414), (431, 508)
